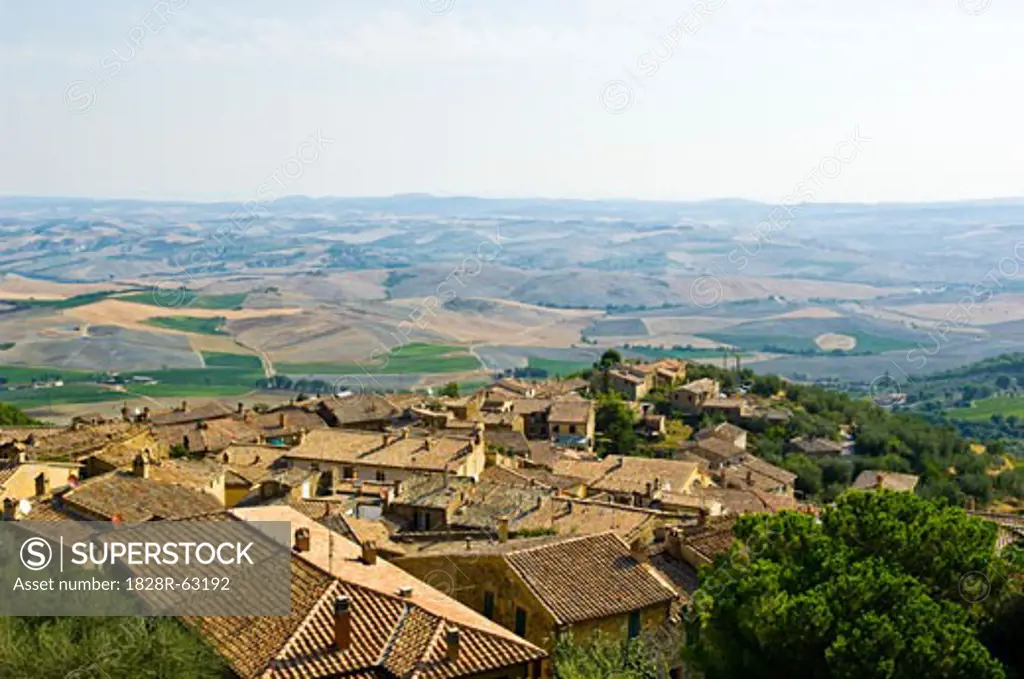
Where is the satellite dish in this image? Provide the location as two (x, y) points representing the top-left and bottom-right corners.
(17, 499), (32, 516)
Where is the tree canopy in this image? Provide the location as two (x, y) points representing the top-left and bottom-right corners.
(0, 617), (226, 678)
(0, 402), (38, 426)
(687, 491), (1022, 679)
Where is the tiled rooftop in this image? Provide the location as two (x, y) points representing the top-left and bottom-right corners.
(505, 532), (677, 625)
(219, 505), (545, 678)
(851, 470), (920, 492)
(62, 470), (224, 521)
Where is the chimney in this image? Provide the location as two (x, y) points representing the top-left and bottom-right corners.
(446, 627), (461, 663)
(334, 596), (352, 651)
(875, 473), (885, 490)
(16, 450), (28, 465)
(222, 451), (230, 464)
(180, 400), (188, 412)
(361, 540), (379, 565)
(294, 527), (310, 553)
(141, 407), (151, 421)
(696, 507), (707, 527)
(424, 439), (433, 452)
(382, 433), (391, 448)
(397, 586), (414, 599)
(279, 412), (287, 429)
(465, 537), (473, 551)
(133, 452), (152, 479)
(121, 406), (131, 422)
(443, 465), (450, 489)
(497, 516), (509, 543)
(746, 470), (754, 486)
(401, 427), (409, 440)
(645, 481), (653, 498)
(2, 498), (15, 521)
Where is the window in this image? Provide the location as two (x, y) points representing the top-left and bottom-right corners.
(375, 470), (386, 482)
(342, 466), (355, 479)
(569, 424), (577, 434)
(484, 591), (495, 619)
(514, 607), (527, 636)
(628, 611), (641, 639)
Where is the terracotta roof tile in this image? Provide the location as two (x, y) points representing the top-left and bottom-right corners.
(504, 532), (676, 625)
(62, 471), (224, 521)
(197, 506), (547, 678)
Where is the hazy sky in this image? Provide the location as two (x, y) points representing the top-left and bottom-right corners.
(1, 0), (1021, 203)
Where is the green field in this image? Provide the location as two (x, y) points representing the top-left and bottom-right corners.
(0, 290), (128, 310)
(144, 316), (228, 335)
(527, 357), (592, 377)
(629, 346), (743, 360)
(0, 355), (263, 407)
(0, 365), (95, 385)
(0, 384), (126, 407)
(700, 331), (918, 355)
(120, 291), (248, 310)
(945, 396), (1024, 422)
(278, 343), (481, 375)
(201, 351), (263, 370)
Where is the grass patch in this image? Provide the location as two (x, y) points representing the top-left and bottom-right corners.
(945, 396), (1024, 422)
(278, 343), (481, 375)
(119, 291), (248, 310)
(201, 351), (263, 370)
(144, 316), (228, 336)
(527, 357), (593, 377)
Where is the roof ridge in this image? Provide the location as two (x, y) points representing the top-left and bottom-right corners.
(376, 602), (419, 670)
(505, 529), (618, 556)
(412, 617), (448, 679)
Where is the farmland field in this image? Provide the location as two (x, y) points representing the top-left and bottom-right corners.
(0, 290), (128, 310)
(201, 351), (263, 370)
(526, 357), (592, 377)
(945, 396), (1024, 422)
(277, 343), (481, 375)
(119, 291), (249, 310)
(144, 316), (228, 336)
(701, 330), (919, 355)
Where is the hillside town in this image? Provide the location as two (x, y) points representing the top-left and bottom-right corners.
(2, 354), (1022, 678)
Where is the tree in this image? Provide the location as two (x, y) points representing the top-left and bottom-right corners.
(439, 381), (460, 398)
(598, 349), (622, 369)
(687, 491), (1021, 679)
(0, 402), (38, 426)
(596, 392), (638, 456)
(554, 633), (668, 679)
(0, 617), (226, 678)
